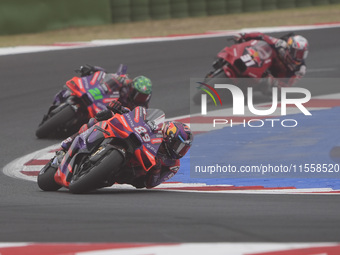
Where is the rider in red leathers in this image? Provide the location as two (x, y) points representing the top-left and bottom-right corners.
(234, 32), (309, 93)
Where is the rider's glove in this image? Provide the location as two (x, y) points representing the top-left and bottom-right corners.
(107, 100), (122, 113)
(117, 74), (129, 85)
(95, 110), (113, 121)
(107, 100), (129, 114)
(275, 39), (288, 50)
(275, 39), (288, 59)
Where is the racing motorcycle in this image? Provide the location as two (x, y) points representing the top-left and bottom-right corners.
(193, 37), (275, 105)
(37, 106), (165, 194)
(35, 64), (127, 138)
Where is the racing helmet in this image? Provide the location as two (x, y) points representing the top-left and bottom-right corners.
(128, 76), (152, 106)
(285, 35), (309, 69)
(162, 121), (193, 159)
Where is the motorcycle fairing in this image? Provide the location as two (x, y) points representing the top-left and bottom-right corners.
(218, 40), (274, 79)
(54, 107), (164, 188)
(65, 71), (119, 118)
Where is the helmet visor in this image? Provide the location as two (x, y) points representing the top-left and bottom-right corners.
(291, 48), (308, 62)
(130, 89), (151, 105)
(295, 49), (304, 61)
(170, 134), (191, 158)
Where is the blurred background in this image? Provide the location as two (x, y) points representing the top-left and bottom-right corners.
(0, 0), (340, 47)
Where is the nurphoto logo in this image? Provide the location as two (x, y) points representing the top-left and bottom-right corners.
(198, 83), (312, 128)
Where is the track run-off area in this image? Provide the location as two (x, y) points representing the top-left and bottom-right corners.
(1, 23), (340, 253)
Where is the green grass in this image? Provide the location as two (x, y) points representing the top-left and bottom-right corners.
(0, 4), (339, 47)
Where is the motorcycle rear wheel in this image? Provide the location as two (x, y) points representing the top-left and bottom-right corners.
(36, 104), (76, 139)
(68, 149), (124, 194)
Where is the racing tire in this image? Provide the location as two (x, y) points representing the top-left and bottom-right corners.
(68, 149), (124, 194)
(36, 104), (76, 139)
(37, 162), (62, 191)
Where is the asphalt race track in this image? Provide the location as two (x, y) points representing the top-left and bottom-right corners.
(1, 27), (340, 242)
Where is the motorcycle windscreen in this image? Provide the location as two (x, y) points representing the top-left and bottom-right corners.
(252, 41), (273, 60)
(146, 109), (165, 131)
(131, 90), (151, 105)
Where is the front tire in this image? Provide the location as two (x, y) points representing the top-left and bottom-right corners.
(69, 149), (125, 194)
(37, 161), (62, 191)
(36, 104), (77, 139)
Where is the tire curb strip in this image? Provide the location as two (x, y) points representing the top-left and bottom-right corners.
(1, 242), (340, 255)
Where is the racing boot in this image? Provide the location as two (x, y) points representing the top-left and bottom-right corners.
(51, 150), (65, 168)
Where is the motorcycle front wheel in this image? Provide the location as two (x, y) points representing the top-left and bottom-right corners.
(37, 161), (62, 191)
(68, 149), (125, 194)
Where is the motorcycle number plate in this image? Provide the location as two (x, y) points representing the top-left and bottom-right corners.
(240, 54), (256, 67)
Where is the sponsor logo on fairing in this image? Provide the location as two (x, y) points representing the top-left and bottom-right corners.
(145, 142), (158, 154)
(125, 113), (135, 129)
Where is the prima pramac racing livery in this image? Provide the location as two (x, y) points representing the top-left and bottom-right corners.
(37, 106), (165, 194)
(193, 38), (275, 104)
(35, 65), (127, 138)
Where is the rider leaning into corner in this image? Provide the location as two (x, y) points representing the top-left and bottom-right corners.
(76, 64), (152, 109)
(56, 100), (193, 189)
(234, 32), (309, 94)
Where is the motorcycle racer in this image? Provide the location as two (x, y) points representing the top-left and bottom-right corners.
(55, 100), (193, 189)
(38, 64), (152, 139)
(234, 32), (308, 93)
(117, 120), (193, 189)
(78, 64), (152, 109)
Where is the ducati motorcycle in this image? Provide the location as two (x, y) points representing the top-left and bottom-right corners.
(37, 107), (165, 194)
(36, 65), (127, 138)
(193, 39), (275, 105)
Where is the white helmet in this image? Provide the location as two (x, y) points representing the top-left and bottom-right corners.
(285, 35), (309, 69)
